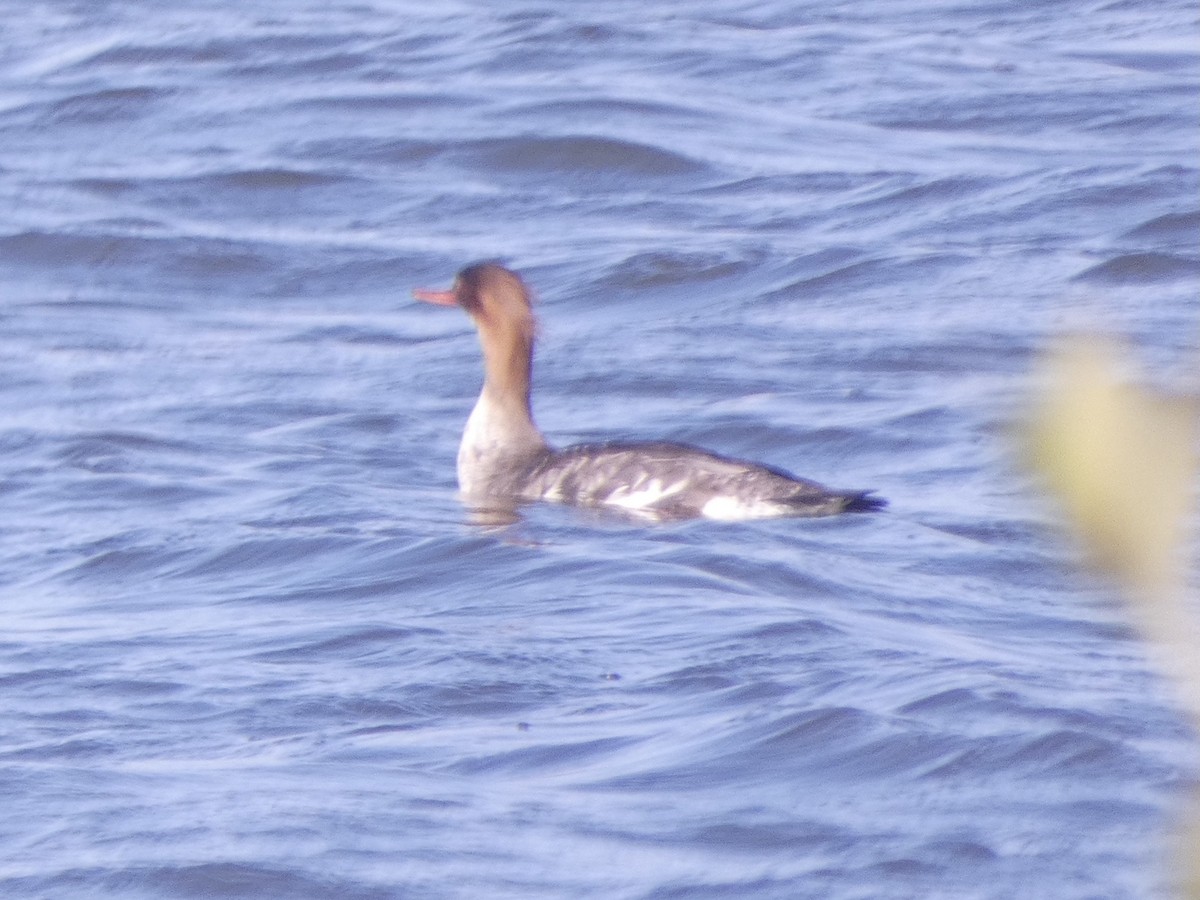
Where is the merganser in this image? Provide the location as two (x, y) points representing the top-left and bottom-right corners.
(414, 263), (883, 520)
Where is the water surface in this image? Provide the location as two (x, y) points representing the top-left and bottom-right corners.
(1, 1), (1198, 897)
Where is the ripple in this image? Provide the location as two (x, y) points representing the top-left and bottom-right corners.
(66, 544), (197, 582)
(768, 253), (969, 301)
(507, 96), (711, 125)
(1123, 208), (1200, 243)
(0, 229), (281, 280)
(38, 87), (170, 125)
(117, 862), (395, 900)
(201, 168), (351, 191)
(595, 250), (753, 290)
(925, 728), (1155, 780)
(180, 536), (356, 579)
(81, 40), (251, 68)
(457, 135), (709, 180)
(449, 735), (639, 776)
(291, 136), (442, 166)
(253, 626), (440, 664)
(1073, 251), (1200, 283)
(291, 91), (481, 113)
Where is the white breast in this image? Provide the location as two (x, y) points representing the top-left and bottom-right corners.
(456, 390), (548, 499)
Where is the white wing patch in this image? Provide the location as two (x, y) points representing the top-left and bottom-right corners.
(700, 495), (790, 521)
(603, 478), (686, 511)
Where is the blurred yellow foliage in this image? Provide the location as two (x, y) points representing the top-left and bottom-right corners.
(1024, 335), (1199, 897)
(1026, 336), (1197, 600)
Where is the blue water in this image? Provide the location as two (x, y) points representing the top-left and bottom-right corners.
(2, 1), (1198, 897)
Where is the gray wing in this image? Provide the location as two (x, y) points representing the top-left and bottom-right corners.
(520, 441), (878, 518)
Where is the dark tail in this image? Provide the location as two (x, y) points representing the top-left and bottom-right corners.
(843, 491), (887, 513)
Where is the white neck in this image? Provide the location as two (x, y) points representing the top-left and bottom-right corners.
(457, 385), (548, 498)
